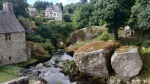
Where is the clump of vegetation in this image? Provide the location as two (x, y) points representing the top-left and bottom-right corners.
(54, 59), (59, 64)
(141, 47), (150, 56)
(99, 31), (114, 41)
(41, 39), (54, 54)
(63, 67), (69, 75)
(142, 40), (150, 48)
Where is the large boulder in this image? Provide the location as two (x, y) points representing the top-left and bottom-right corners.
(68, 26), (106, 44)
(111, 46), (143, 81)
(26, 41), (49, 57)
(74, 41), (120, 78)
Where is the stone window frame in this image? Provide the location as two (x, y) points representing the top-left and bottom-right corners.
(5, 33), (11, 41)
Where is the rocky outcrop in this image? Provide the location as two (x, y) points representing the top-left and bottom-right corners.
(74, 41), (120, 78)
(19, 20), (37, 35)
(68, 26), (106, 44)
(26, 41), (49, 57)
(111, 46), (143, 81)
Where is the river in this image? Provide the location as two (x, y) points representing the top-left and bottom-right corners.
(29, 52), (76, 84)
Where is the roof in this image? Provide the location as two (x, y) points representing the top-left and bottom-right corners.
(27, 8), (37, 12)
(0, 10), (25, 34)
(45, 5), (62, 12)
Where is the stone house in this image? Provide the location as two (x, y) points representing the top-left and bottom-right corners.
(0, 3), (30, 66)
(45, 5), (62, 21)
(27, 8), (38, 17)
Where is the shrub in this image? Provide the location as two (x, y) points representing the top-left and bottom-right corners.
(26, 35), (45, 43)
(63, 67), (69, 75)
(142, 40), (150, 48)
(141, 47), (150, 55)
(99, 19), (105, 26)
(54, 59), (59, 64)
(41, 39), (54, 54)
(99, 31), (113, 41)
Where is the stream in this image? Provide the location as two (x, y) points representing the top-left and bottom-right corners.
(29, 52), (76, 84)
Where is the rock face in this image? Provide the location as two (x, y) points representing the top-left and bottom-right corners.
(111, 46), (143, 81)
(68, 26), (106, 44)
(74, 41), (120, 78)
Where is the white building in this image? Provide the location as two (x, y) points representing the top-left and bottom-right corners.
(45, 5), (62, 21)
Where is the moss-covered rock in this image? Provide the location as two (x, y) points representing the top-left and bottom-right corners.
(74, 41), (121, 78)
(26, 41), (50, 58)
(68, 26), (106, 44)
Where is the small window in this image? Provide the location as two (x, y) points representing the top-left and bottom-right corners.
(5, 33), (11, 41)
(53, 13), (57, 17)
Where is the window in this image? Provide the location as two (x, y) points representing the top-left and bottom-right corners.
(5, 33), (11, 41)
(53, 13), (57, 17)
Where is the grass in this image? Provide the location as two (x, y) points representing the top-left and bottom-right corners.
(0, 72), (19, 83)
(0, 66), (21, 83)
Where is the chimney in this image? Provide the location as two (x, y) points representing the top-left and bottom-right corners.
(3, 3), (14, 15)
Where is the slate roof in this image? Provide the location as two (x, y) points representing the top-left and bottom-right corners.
(0, 10), (25, 34)
(45, 5), (62, 12)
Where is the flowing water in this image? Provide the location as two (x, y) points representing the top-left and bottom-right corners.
(30, 52), (76, 84)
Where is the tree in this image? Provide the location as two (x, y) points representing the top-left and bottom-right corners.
(63, 13), (72, 22)
(94, 0), (135, 40)
(131, 0), (150, 30)
(131, 0), (150, 41)
(73, 3), (93, 29)
(0, 0), (29, 17)
(80, 0), (87, 4)
(33, 1), (51, 11)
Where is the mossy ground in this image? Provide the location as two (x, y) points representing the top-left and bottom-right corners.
(0, 66), (21, 83)
(0, 72), (19, 83)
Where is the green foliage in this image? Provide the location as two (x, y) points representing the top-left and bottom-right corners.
(33, 1), (51, 11)
(73, 3), (93, 29)
(131, 0), (150, 30)
(99, 19), (105, 26)
(26, 35), (45, 43)
(99, 31), (113, 41)
(63, 67), (69, 75)
(63, 13), (72, 22)
(142, 40), (150, 48)
(0, 0), (29, 17)
(41, 39), (54, 54)
(54, 59), (59, 64)
(141, 47), (150, 55)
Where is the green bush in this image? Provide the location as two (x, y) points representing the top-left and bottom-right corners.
(54, 59), (59, 64)
(141, 47), (150, 55)
(143, 40), (150, 48)
(26, 35), (45, 43)
(99, 19), (105, 26)
(99, 31), (113, 41)
(63, 67), (69, 75)
(41, 39), (54, 54)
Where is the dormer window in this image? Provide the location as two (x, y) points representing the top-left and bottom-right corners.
(5, 33), (11, 41)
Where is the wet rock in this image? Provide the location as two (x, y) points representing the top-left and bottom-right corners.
(111, 46), (143, 81)
(74, 41), (120, 78)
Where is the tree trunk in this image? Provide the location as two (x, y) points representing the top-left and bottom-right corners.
(114, 27), (119, 40)
(140, 31), (142, 42)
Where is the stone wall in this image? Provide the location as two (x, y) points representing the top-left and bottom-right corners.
(0, 32), (29, 66)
